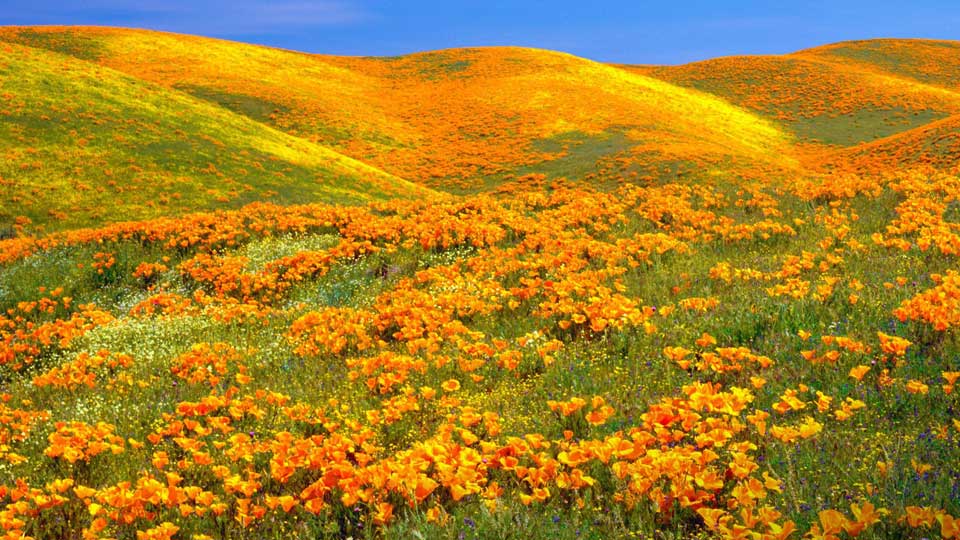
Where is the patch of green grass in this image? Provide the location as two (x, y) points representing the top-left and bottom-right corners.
(531, 130), (634, 176)
(452, 129), (639, 194)
(413, 52), (474, 78)
(174, 85), (292, 123)
(788, 108), (948, 146)
(0, 28), (105, 61)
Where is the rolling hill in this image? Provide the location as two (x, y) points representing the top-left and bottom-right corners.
(822, 113), (960, 174)
(2, 28), (960, 232)
(797, 38), (960, 89)
(636, 39), (960, 175)
(0, 26), (797, 197)
(636, 45), (960, 147)
(0, 33), (433, 232)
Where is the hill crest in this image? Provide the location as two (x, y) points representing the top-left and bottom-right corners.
(2, 26), (959, 231)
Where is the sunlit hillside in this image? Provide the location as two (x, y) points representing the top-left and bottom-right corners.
(0, 35), (432, 232)
(328, 47), (798, 187)
(0, 26), (797, 191)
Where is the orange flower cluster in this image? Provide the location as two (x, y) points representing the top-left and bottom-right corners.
(44, 421), (125, 463)
(132, 261), (169, 283)
(873, 173), (960, 256)
(170, 343), (249, 388)
(0, 299), (114, 372)
(91, 251), (116, 276)
(903, 506), (960, 539)
(877, 331), (912, 358)
(3, 166), (959, 538)
(0, 397), (50, 465)
(1, 322), (923, 540)
(179, 239), (377, 304)
(677, 296), (720, 312)
(1, 202), (350, 265)
(0, 382), (779, 537)
(289, 307), (376, 357)
(129, 292), (197, 318)
(32, 350), (133, 390)
(798, 334), (873, 365)
(665, 345), (774, 375)
(346, 351), (428, 395)
(708, 205), (862, 303)
(768, 383), (866, 424)
(894, 271), (960, 331)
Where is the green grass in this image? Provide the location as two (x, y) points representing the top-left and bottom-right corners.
(455, 128), (705, 195)
(174, 85), (292, 123)
(788, 108), (948, 146)
(0, 28), (105, 61)
(522, 130), (637, 184)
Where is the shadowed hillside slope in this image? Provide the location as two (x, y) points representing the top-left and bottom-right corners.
(821, 114), (960, 174)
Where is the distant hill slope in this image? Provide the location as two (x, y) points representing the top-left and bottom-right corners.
(635, 38), (960, 175)
(326, 47), (798, 186)
(0, 26), (797, 191)
(796, 39), (960, 89)
(0, 36), (432, 232)
(820, 114), (960, 174)
(634, 43), (960, 147)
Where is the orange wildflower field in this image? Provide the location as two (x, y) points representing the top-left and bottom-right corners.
(0, 26), (959, 539)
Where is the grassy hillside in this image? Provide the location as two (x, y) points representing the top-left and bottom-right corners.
(637, 39), (960, 178)
(0, 37), (432, 233)
(822, 114), (960, 174)
(329, 47), (798, 188)
(797, 38), (960, 89)
(0, 26), (797, 192)
(636, 46), (960, 148)
(4, 28), (959, 204)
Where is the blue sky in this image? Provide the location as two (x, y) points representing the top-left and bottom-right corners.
(1, 1), (958, 64)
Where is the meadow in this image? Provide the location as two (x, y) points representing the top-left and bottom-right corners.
(0, 27), (959, 540)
